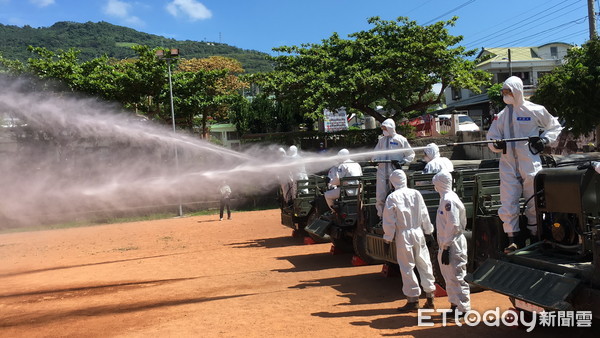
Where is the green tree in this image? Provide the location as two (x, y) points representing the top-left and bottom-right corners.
(229, 94), (305, 135)
(255, 16), (490, 124)
(532, 38), (600, 139)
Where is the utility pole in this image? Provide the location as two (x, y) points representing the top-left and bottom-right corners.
(508, 49), (512, 76)
(589, 0), (597, 39)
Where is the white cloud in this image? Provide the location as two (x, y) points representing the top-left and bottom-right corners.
(103, 0), (145, 27)
(103, 0), (131, 18)
(29, 0), (55, 7)
(166, 0), (212, 21)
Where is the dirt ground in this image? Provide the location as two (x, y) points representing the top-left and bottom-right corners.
(0, 209), (595, 337)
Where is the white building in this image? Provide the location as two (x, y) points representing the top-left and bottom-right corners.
(209, 123), (241, 149)
(441, 42), (573, 128)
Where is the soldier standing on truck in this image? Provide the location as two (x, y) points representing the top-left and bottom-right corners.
(277, 147), (293, 205)
(324, 149), (362, 212)
(486, 76), (562, 253)
(288, 145), (309, 196)
(422, 143), (454, 174)
(383, 169), (436, 312)
(432, 171), (470, 317)
(372, 118), (415, 218)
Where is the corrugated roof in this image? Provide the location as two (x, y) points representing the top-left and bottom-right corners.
(477, 47), (542, 67)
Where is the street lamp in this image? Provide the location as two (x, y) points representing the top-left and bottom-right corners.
(156, 48), (183, 217)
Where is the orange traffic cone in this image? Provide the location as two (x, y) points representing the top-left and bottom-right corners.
(304, 237), (317, 245)
(434, 283), (447, 297)
(351, 255), (368, 266)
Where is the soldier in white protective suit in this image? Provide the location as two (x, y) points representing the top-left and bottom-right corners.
(432, 171), (470, 316)
(486, 76), (562, 253)
(324, 149), (363, 212)
(277, 147), (293, 204)
(288, 145), (309, 197)
(383, 169), (436, 312)
(422, 143), (454, 174)
(372, 119), (415, 217)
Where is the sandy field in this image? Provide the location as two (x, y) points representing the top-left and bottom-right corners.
(0, 209), (595, 337)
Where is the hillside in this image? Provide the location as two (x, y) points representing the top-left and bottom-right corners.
(0, 21), (273, 73)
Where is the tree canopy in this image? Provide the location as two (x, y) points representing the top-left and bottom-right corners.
(0, 21), (273, 74)
(253, 16), (490, 123)
(532, 38), (600, 138)
(0, 45), (246, 137)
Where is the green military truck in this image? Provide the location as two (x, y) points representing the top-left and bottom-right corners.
(468, 163), (600, 317)
(364, 166), (502, 286)
(303, 162), (485, 265)
(279, 174), (328, 237)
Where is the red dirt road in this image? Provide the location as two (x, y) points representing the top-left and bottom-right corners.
(0, 209), (595, 337)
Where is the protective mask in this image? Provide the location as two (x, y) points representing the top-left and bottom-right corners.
(382, 130), (390, 137)
(424, 154), (431, 163)
(503, 95), (514, 105)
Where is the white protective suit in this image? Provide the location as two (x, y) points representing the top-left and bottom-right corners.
(288, 145), (309, 196)
(422, 143), (454, 174)
(432, 171), (470, 313)
(277, 147), (293, 203)
(486, 76), (562, 234)
(324, 149), (363, 211)
(383, 169), (436, 300)
(373, 119), (415, 217)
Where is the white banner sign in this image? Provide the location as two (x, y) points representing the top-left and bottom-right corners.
(323, 108), (348, 132)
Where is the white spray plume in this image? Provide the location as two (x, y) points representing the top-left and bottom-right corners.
(0, 77), (433, 227)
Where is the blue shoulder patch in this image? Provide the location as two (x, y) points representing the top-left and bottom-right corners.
(390, 142), (399, 145)
(445, 202), (452, 212)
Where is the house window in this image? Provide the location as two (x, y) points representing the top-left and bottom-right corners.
(451, 86), (462, 100)
(210, 132), (222, 141)
(227, 131), (239, 141)
(550, 46), (558, 58)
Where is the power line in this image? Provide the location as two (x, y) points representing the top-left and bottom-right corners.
(498, 16), (588, 46)
(403, 0), (436, 17)
(422, 0), (477, 26)
(462, 0), (578, 47)
(463, 1), (584, 49)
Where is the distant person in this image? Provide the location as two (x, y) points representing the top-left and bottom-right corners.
(372, 118), (415, 217)
(317, 142), (327, 153)
(324, 149), (363, 212)
(218, 181), (232, 221)
(422, 143), (454, 174)
(486, 76), (562, 253)
(383, 169), (436, 312)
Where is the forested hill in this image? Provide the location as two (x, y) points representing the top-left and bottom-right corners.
(0, 21), (273, 73)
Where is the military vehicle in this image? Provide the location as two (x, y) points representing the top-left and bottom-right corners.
(364, 164), (501, 286)
(467, 162), (600, 317)
(278, 174), (328, 237)
(303, 160), (485, 265)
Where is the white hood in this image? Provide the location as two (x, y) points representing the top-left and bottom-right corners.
(381, 118), (397, 137)
(432, 171), (452, 194)
(389, 169), (407, 190)
(502, 76), (524, 107)
(423, 143), (440, 162)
